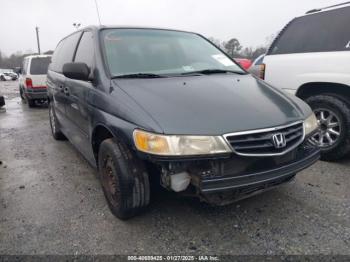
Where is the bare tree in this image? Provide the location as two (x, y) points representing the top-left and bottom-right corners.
(207, 37), (222, 49)
(240, 46), (267, 60)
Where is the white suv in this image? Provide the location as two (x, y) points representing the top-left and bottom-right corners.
(262, 3), (350, 161)
(19, 55), (52, 107)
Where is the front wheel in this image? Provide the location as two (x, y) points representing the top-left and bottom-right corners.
(306, 94), (350, 161)
(98, 138), (150, 220)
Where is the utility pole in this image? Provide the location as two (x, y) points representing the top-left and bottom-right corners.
(35, 26), (41, 55)
(94, 0), (102, 25)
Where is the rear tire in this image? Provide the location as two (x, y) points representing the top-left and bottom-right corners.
(306, 94), (350, 161)
(98, 138), (150, 220)
(27, 99), (35, 108)
(19, 87), (25, 100)
(49, 103), (66, 140)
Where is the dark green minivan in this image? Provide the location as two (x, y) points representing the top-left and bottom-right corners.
(47, 26), (320, 219)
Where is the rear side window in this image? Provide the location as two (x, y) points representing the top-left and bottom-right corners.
(74, 31), (94, 68)
(30, 57), (51, 75)
(269, 6), (350, 55)
(22, 59), (29, 75)
(50, 32), (82, 72)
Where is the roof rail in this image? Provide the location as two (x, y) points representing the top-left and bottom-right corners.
(306, 1), (350, 14)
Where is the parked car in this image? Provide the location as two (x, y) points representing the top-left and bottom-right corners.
(0, 72), (12, 81)
(262, 3), (350, 161)
(248, 54), (265, 77)
(234, 58), (252, 70)
(47, 26), (319, 219)
(4, 72), (18, 80)
(18, 55), (52, 107)
(8, 72), (18, 80)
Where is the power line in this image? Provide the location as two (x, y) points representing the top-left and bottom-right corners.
(94, 0), (102, 25)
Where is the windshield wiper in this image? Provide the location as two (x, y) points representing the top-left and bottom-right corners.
(112, 73), (167, 79)
(181, 69), (246, 76)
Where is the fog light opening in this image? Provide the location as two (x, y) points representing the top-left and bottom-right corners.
(170, 172), (191, 192)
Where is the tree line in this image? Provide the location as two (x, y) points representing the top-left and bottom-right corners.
(208, 35), (274, 60)
(0, 50), (53, 69)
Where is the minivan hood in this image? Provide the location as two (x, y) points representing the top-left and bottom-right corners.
(113, 75), (311, 135)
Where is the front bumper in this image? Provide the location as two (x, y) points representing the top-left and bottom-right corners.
(151, 141), (320, 204)
(200, 144), (319, 193)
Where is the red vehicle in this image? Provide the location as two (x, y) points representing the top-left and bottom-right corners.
(234, 58), (252, 70)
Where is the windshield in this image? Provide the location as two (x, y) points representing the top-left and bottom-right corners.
(30, 57), (51, 75)
(101, 29), (244, 77)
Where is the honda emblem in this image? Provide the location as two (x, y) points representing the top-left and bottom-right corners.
(272, 133), (286, 149)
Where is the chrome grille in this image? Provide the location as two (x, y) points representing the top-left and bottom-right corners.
(224, 122), (304, 156)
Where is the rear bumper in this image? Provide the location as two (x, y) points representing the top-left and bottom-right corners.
(200, 145), (320, 193)
(24, 89), (47, 100)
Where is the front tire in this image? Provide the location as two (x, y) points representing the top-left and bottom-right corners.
(306, 94), (350, 161)
(49, 103), (66, 140)
(98, 138), (150, 220)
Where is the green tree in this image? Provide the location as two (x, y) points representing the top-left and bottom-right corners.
(224, 38), (242, 58)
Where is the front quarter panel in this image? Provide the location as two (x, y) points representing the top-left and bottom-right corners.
(87, 82), (164, 148)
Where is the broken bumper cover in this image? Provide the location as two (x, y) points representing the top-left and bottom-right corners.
(200, 145), (320, 194)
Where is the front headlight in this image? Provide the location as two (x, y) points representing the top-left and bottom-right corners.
(304, 113), (319, 136)
(133, 129), (232, 156)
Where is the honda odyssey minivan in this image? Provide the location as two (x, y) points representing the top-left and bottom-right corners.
(47, 26), (320, 219)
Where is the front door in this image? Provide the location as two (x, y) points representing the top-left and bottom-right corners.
(64, 31), (95, 164)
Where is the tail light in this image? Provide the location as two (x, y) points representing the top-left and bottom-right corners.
(259, 64), (266, 80)
(25, 78), (46, 89)
(25, 78), (33, 88)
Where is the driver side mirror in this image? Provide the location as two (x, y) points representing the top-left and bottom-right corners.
(62, 62), (90, 81)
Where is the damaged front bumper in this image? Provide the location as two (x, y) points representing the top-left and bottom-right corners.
(200, 144), (319, 194)
(144, 141), (320, 205)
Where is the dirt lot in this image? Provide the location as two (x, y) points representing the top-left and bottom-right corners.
(0, 80), (349, 255)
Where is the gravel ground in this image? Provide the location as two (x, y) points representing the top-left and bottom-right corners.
(0, 81), (349, 255)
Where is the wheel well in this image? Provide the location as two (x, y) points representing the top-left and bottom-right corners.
(296, 82), (350, 101)
(91, 125), (114, 163)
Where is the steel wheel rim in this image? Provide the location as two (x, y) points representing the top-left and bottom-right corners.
(310, 108), (341, 148)
(49, 106), (56, 133)
(101, 157), (120, 208)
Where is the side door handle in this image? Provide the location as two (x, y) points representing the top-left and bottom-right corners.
(63, 87), (70, 96)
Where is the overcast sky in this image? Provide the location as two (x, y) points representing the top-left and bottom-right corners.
(0, 0), (341, 56)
